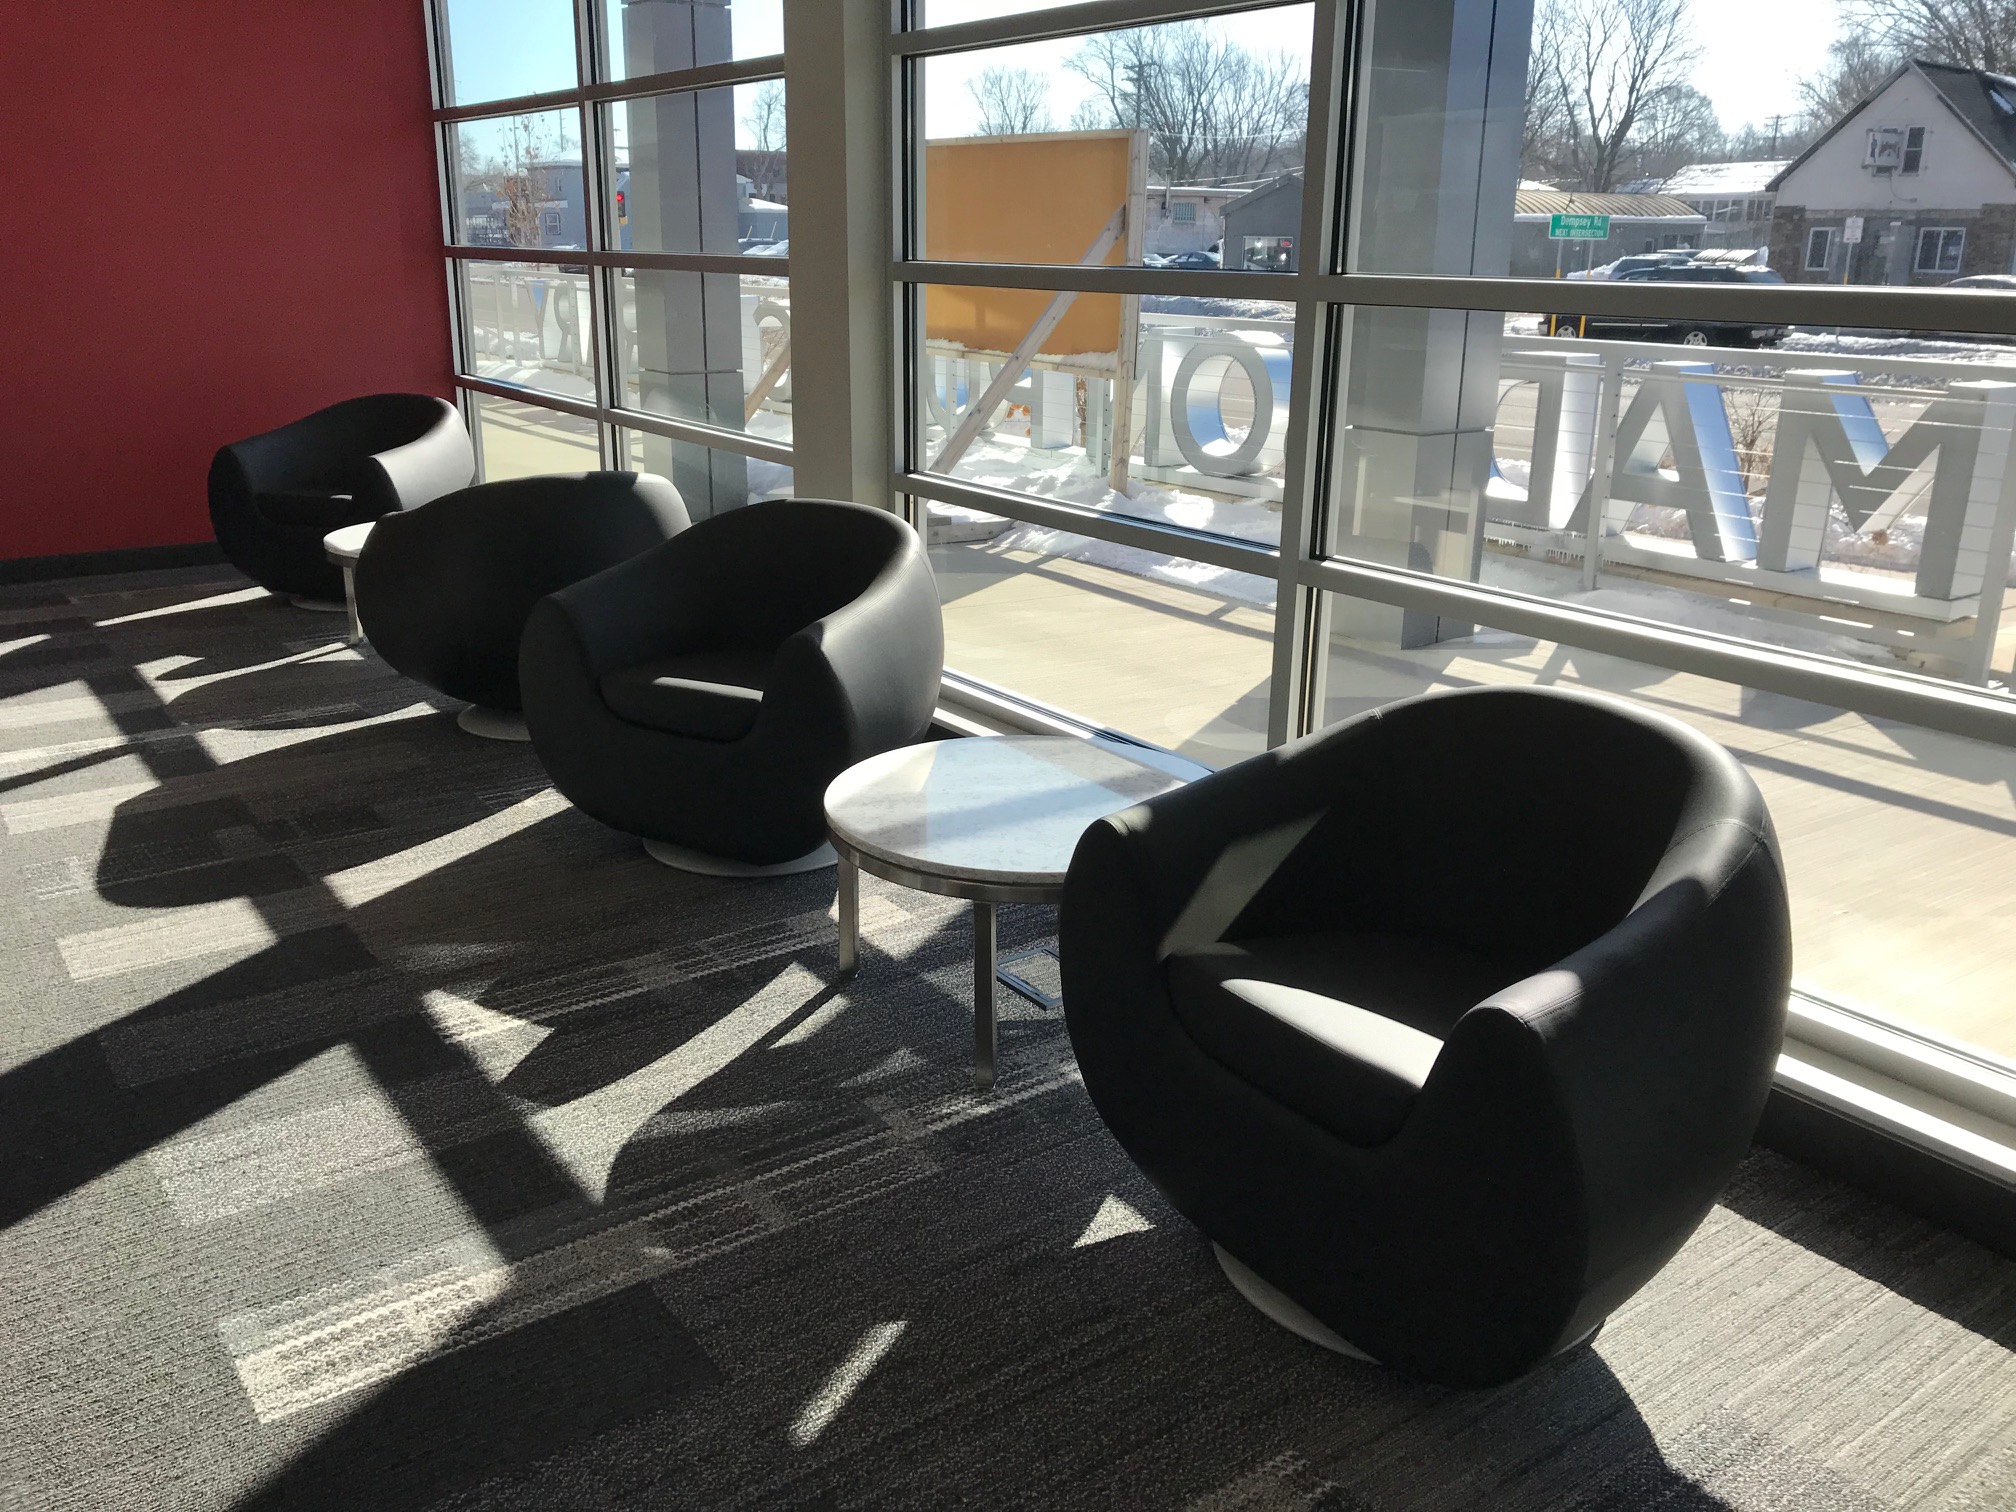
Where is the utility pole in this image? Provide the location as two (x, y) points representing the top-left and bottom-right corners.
(1768, 115), (1782, 157)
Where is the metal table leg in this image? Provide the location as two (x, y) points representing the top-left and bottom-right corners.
(342, 565), (363, 647)
(836, 854), (859, 979)
(973, 900), (997, 1091)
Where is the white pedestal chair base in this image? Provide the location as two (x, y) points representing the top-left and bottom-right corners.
(287, 595), (348, 613)
(1213, 1245), (1379, 1362)
(643, 838), (837, 877)
(456, 706), (531, 741)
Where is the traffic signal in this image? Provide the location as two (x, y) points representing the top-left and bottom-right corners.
(615, 188), (627, 224)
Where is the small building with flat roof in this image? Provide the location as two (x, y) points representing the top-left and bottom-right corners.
(1510, 190), (1707, 276)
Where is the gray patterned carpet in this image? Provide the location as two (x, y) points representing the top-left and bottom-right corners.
(3, 564), (2015, 1512)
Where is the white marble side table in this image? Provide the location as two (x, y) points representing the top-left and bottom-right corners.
(322, 522), (375, 646)
(823, 736), (1204, 1090)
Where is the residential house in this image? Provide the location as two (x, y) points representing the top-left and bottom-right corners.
(1769, 61), (2016, 284)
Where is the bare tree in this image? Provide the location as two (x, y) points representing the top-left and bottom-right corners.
(1523, 6), (1570, 183)
(742, 79), (788, 201)
(1724, 116), (1818, 159)
(967, 66), (1053, 135)
(1065, 23), (1306, 183)
(488, 115), (564, 249)
(1626, 82), (1724, 180)
(1531, 0), (1701, 191)
(1797, 34), (1905, 130)
(1842, 0), (2016, 73)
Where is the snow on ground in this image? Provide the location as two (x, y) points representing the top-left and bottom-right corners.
(1143, 295), (1296, 322)
(1779, 329), (2016, 366)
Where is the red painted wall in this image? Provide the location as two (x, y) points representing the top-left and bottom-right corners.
(3, 1), (453, 562)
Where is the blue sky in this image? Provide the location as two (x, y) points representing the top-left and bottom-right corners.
(443, 0), (1840, 145)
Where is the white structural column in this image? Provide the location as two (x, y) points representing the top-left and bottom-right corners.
(1329, 0), (1531, 648)
(621, 0), (751, 516)
(782, 0), (894, 509)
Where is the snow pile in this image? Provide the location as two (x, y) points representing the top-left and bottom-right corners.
(1143, 294), (1296, 322)
(1780, 330), (2016, 366)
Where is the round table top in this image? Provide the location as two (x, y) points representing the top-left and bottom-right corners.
(323, 522), (374, 562)
(824, 736), (1203, 892)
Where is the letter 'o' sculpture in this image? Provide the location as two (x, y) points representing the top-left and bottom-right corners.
(1060, 685), (1791, 1387)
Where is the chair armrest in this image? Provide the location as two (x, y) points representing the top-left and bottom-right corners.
(758, 535), (943, 760)
(356, 403), (473, 514)
(1064, 711), (1389, 961)
(540, 537), (713, 678)
(1473, 816), (1791, 1301)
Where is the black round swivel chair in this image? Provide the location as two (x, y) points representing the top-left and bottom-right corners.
(353, 471), (691, 740)
(518, 498), (945, 874)
(207, 394), (473, 604)
(1060, 685), (1792, 1387)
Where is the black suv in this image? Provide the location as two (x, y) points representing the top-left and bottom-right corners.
(1549, 263), (1787, 347)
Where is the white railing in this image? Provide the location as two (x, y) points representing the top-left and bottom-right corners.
(462, 266), (794, 422)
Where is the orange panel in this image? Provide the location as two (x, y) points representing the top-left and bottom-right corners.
(923, 132), (1136, 360)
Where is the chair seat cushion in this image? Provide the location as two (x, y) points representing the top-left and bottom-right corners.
(1166, 931), (1528, 1147)
(599, 649), (773, 741)
(259, 490), (362, 531)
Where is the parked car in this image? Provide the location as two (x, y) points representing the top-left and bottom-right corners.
(1564, 250), (1697, 281)
(1945, 274), (2016, 291)
(1549, 263), (1788, 346)
(1140, 252), (1170, 267)
(1162, 250), (1221, 271)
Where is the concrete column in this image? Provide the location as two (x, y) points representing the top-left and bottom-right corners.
(617, 0), (749, 516)
(1331, 0), (1531, 647)
(781, 0), (893, 509)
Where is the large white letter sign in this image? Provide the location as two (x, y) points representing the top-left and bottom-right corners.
(1596, 361), (1757, 563)
(1759, 373), (2016, 601)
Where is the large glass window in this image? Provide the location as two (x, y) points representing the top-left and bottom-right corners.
(1327, 305), (2016, 690)
(438, 0), (578, 106)
(914, 9), (1312, 269)
(930, 509), (1275, 767)
(451, 111), (586, 249)
(603, 0), (782, 80)
(892, 0), (2016, 1081)
(604, 84), (785, 255)
(435, 0), (789, 515)
(433, 0), (2016, 1087)
(458, 262), (595, 399)
(473, 392), (601, 478)
(912, 281), (1288, 547)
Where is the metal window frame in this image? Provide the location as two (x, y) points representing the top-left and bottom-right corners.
(428, 0), (794, 479)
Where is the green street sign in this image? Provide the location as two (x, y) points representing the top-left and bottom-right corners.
(1549, 212), (1611, 240)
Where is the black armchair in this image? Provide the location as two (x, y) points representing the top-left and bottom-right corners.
(208, 394), (472, 603)
(1059, 685), (1791, 1388)
(519, 498), (944, 873)
(353, 472), (690, 737)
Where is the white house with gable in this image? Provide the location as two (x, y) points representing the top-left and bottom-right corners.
(1768, 61), (2016, 284)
